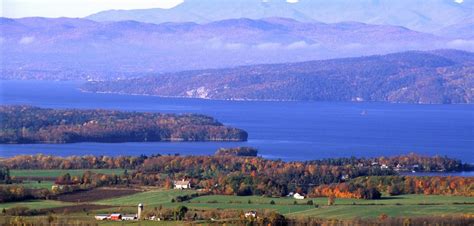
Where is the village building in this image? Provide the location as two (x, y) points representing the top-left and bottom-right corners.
(381, 164), (389, 169)
(395, 164), (403, 171)
(293, 193), (305, 200)
(174, 179), (191, 189)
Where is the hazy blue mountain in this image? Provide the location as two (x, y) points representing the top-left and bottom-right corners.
(435, 20), (474, 39)
(2, 17), (465, 80)
(83, 49), (474, 104)
(86, 0), (474, 33)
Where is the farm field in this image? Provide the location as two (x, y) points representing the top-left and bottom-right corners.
(189, 194), (474, 206)
(10, 169), (129, 178)
(88, 190), (474, 219)
(286, 204), (474, 219)
(0, 200), (71, 210)
(1, 189), (473, 223)
(179, 194), (474, 218)
(5, 180), (54, 190)
(93, 189), (197, 207)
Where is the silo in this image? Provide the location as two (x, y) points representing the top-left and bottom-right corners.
(138, 203), (144, 220)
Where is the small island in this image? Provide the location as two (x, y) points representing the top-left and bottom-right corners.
(0, 105), (248, 144)
(215, 147), (258, 157)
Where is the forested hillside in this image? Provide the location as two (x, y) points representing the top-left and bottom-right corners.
(83, 49), (474, 104)
(0, 106), (247, 144)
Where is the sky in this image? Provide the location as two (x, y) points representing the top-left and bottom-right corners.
(1, 0), (465, 18)
(1, 0), (184, 18)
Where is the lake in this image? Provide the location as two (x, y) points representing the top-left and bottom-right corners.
(1, 80), (473, 163)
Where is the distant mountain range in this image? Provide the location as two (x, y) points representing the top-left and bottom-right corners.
(87, 0), (474, 34)
(1, 17), (468, 80)
(82, 49), (474, 104)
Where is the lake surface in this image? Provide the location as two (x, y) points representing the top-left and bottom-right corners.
(1, 80), (473, 162)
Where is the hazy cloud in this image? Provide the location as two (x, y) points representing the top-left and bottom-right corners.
(19, 36), (35, 45)
(341, 43), (364, 50)
(287, 41), (309, 49)
(447, 39), (474, 50)
(255, 42), (283, 50)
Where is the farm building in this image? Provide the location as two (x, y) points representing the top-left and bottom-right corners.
(94, 214), (109, 220)
(174, 179), (191, 189)
(293, 193), (305, 199)
(122, 214), (137, 221)
(110, 213), (122, 221)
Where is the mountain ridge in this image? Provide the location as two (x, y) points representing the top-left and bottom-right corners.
(82, 49), (474, 104)
(2, 16), (462, 80)
(86, 0), (474, 34)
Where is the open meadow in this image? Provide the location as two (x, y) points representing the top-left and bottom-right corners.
(10, 169), (129, 178)
(2, 188), (472, 224)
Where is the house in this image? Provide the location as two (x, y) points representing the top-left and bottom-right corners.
(341, 174), (349, 181)
(109, 213), (122, 221)
(51, 185), (65, 190)
(244, 211), (257, 218)
(381, 164), (389, 169)
(146, 215), (162, 221)
(122, 214), (137, 221)
(174, 179), (191, 189)
(94, 214), (109, 220)
(293, 193), (305, 200)
(395, 164), (403, 171)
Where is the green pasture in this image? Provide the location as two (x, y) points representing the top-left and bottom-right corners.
(10, 169), (130, 178)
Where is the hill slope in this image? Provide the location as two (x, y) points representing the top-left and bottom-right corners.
(82, 50), (474, 104)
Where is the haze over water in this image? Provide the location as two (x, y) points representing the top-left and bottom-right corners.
(1, 80), (473, 163)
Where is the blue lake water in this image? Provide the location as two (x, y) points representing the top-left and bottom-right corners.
(1, 80), (473, 162)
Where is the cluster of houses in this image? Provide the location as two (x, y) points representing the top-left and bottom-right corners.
(95, 213), (138, 221)
(95, 203), (144, 221)
(370, 162), (421, 172)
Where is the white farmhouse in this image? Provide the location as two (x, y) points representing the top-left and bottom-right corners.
(174, 179), (191, 189)
(293, 193), (305, 200)
(245, 211), (257, 218)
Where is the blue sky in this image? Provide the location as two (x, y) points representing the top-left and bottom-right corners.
(1, 0), (183, 18)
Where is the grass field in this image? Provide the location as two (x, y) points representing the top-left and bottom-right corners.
(10, 169), (129, 178)
(93, 189), (197, 207)
(0, 200), (72, 210)
(189, 194), (474, 206)
(286, 204), (474, 219)
(90, 190), (474, 219)
(177, 194), (474, 218)
(4, 180), (55, 190)
(1, 189), (473, 221)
